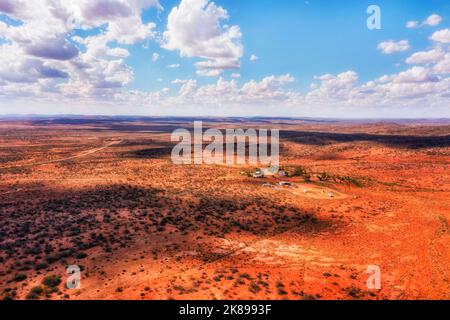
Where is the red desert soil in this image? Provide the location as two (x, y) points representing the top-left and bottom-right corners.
(0, 117), (448, 300)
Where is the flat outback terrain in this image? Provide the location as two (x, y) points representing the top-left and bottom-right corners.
(0, 117), (449, 300)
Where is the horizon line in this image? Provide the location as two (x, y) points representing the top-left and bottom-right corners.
(0, 114), (450, 122)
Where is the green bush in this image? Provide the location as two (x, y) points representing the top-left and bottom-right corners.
(30, 286), (44, 295)
(45, 255), (59, 264)
(12, 273), (27, 282)
(291, 166), (307, 177)
(42, 275), (61, 288)
(74, 252), (88, 259)
(318, 172), (332, 181)
(34, 262), (48, 271)
(337, 176), (363, 187)
(26, 286), (44, 300)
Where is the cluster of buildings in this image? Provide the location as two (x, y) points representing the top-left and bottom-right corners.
(251, 166), (287, 179)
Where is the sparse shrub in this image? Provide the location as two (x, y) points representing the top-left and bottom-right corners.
(318, 172), (332, 181)
(74, 252), (88, 259)
(42, 275), (61, 288)
(34, 262), (48, 271)
(239, 273), (251, 280)
(336, 176), (363, 187)
(277, 288), (288, 295)
(45, 255), (59, 264)
(249, 282), (261, 294)
(12, 273), (27, 282)
(291, 166), (307, 177)
(26, 286), (44, 300)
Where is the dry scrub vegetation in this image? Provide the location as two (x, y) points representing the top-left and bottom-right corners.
(0, 117), (449, 300)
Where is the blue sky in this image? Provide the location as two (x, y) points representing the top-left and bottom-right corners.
(0, 0), (449, 117)
(127, 0), (450, 92)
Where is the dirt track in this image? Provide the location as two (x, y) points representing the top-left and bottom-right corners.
(0, 139), (122, 170)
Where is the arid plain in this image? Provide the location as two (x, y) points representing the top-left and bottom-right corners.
(0, 117), (449, 300)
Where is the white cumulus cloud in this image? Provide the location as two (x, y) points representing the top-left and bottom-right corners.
(406, 48), (445, 65)
(430, 29), (450, 44)
(162, 0), (243, 77)
(377, 40), (410, 54)
(423, 14), (442, 27)
(406, 21), (419, 29)
(0, 0), (161, 100)
(406, 14), (442, 29)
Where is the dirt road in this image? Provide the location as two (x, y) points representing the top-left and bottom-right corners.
(0, 139), (122, 170)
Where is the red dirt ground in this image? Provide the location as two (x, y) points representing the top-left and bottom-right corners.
(0, 117), (448, 300)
